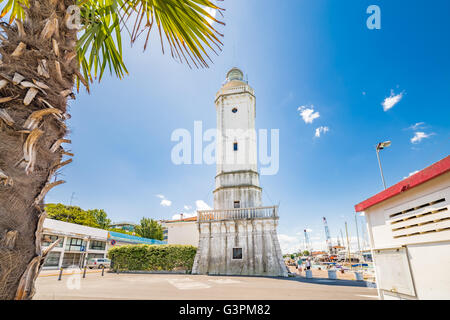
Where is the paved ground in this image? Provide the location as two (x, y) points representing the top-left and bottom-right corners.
(34, 270), (378, 300)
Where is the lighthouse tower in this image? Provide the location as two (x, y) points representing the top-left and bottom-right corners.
(192, 68), (287, 277)
(214, 67), (261, 210)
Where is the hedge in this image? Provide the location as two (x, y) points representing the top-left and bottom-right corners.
(108, 244), (197, 271)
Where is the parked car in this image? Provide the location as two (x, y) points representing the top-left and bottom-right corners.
(87, 258), (111, 269)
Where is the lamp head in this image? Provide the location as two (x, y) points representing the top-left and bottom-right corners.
(377, 141), (391, 150)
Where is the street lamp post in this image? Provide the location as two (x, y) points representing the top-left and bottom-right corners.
(376, 141), (391, 190)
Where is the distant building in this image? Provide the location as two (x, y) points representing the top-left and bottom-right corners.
(110, 221), (137, 232)
(42, 218), (166, 269)
(355, 155), (450, 300)
(160, 215), (199, 247)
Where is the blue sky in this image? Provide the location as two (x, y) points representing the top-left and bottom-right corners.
(46, 0), (450, 253)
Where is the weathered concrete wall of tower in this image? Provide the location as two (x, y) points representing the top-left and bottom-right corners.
(213, 185), (262, 210)
(192, 218), (288, 277)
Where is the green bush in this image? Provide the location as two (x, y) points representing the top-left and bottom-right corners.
(108, 244), (197, 271)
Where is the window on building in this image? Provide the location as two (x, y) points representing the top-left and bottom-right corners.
(233, 142), (238, 151)
(65, 237), (86, 252)
(234, 201), (241, 209)
(89, 240), (106, 250)
(41, 234), (63, 247)
(233, 248), (243, 260)
(43, 252), (61, 267)
(232, 107), (238, 113)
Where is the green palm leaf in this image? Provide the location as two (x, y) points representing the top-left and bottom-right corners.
(0, 0), (225, 88)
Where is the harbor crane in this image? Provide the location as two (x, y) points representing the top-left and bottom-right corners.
(303, 229), (311, 255)
(323, 217), (333, 254)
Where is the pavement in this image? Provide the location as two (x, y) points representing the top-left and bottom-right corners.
(34, 269), (378, 300)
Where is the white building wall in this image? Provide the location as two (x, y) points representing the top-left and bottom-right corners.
(163, 221), (199, 247)
(365, 172), (450, 299)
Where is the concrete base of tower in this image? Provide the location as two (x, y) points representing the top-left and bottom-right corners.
(192, 217), (288, 277)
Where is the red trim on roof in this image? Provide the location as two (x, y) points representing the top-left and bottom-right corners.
(355, 155), (450, 212)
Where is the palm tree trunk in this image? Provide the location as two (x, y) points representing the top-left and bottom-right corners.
(0, 0), (79, 300)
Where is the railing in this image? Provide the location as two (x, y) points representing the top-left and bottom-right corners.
(197, 206), (278, 222)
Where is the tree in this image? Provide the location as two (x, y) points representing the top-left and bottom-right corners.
(88, 209), (111, 229)
(45, 204), (111, 229)
(0, 0), (224, 300)
(46, 203), (100, 227)
(135, 217), (164, 240)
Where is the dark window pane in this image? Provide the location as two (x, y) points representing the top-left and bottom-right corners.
(233, 248), (242, 259)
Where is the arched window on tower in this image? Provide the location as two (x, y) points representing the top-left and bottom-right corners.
(233, 142), (238, 151)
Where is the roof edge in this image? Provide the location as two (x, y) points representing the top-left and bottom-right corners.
(355, 155), (450, 212)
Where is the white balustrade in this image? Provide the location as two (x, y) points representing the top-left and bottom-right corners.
(197, 206), (278, 222)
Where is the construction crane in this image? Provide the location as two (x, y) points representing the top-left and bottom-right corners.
(322, 217), (333, 254)
(303, 229), (311, 255)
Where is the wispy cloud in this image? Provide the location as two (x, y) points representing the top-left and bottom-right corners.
(382, 90), (404, 111)
(411, 132), (434, 144)
(407, 122), (425, 130)
(183, 205), (192, 210)
(314, 126), (329, 138)
(298, 105), (320, 124)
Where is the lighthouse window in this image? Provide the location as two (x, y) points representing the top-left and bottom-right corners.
(232, 107), (238, 113)
(233, 142), (238, 151)
(233, 248), (243, 260)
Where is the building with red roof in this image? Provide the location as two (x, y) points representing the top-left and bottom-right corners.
(354, 155), (450, 300)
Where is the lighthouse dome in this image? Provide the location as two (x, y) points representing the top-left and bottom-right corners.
(226, 67), (244, 81)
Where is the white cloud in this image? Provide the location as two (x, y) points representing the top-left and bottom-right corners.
(160, 199), (172, 207)
(411, 132), (433, 144)
(382, 90), (404, 111)
(403, 170), (420, 179)
(156, 194), (172, 207)
(183, 205), (192, 210)
(298, 105), (320, 124)
(314, 126), (329, 138)
(278, 234), (302, 254)
(196, 200), (212, 211)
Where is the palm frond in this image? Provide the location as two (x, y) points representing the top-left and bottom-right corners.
(122, 0), (225, 68)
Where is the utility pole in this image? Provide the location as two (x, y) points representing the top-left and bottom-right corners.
(355, 213), (362, 262)
(376, 141), (391, 190)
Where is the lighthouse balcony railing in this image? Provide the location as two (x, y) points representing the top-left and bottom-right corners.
(197, 206), (278, 222)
